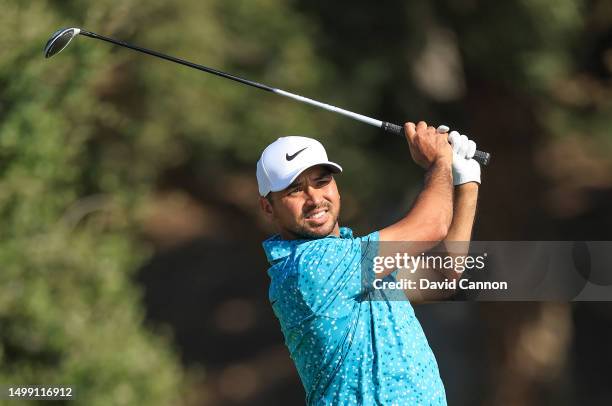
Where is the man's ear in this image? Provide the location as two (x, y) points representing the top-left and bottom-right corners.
(259, 196), (274, 218)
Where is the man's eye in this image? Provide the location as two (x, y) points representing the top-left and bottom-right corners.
(288, 187), (301, 195)
(318, 177), (331, 186)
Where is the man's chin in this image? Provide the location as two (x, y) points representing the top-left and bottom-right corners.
(294, 221), (337, 239)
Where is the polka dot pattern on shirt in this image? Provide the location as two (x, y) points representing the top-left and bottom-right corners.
(263, 227), (446, 405)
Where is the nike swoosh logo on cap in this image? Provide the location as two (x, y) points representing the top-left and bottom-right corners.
(286, 147), (308, 161)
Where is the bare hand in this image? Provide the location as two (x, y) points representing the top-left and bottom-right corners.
(404, 121), (452, 169)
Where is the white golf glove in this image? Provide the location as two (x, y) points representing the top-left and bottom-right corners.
(448, 131), (481, 186)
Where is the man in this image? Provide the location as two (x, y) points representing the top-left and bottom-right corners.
(257, 121), (481, 405)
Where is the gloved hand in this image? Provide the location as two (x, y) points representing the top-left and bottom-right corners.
(448, 131), (481, 186)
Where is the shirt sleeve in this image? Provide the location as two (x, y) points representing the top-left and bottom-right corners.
(294, 231), (379, 316)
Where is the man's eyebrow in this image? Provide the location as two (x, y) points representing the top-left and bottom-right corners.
(286, 171), (331, 191)
(287, 179), (301, 189)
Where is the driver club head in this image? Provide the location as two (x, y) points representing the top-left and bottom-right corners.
(44, 27), (81, 58)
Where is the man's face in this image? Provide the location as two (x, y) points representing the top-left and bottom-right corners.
(260, 165), (341, 239)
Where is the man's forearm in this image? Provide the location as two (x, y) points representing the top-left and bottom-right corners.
(447, 183), (479, 240)
(441, 182), (479, 280)
(405, 182), (479, 302)
(379, 159), (454, 302)
(422, 157), (454, 231)
(380, 158), (453, 243)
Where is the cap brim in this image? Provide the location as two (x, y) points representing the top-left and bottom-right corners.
(270, 161), (342, 193)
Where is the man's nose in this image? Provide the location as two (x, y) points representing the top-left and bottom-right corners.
(304, 184), (324, 206)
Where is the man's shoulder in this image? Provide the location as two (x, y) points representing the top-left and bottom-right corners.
(263, 228), (379, 266)
(293, 229), (379, 265)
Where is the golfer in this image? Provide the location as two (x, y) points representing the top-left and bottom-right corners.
(257, 121), (480, 405)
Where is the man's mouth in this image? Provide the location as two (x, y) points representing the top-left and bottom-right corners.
(304, 208), (329, 221)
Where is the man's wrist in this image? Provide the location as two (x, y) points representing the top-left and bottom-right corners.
(454, 182), (479, 192)
(432, 155), (452, 169)
(425, 156), (453, 186)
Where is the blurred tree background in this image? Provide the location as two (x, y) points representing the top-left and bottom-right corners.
(0, 0), (611, 405)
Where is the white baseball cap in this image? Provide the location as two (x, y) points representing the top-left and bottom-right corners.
(256, 136), (342, 197)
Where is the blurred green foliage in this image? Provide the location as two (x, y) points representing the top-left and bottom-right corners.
(0, 1), (186, 405)
(0, 0), (345, 404)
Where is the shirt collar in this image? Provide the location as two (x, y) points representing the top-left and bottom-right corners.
(262, 227), (353, 264)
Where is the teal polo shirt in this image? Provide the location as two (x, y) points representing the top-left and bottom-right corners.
(263, 227), (446, 405)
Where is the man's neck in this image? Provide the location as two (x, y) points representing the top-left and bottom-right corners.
(280, 223), (341, 240)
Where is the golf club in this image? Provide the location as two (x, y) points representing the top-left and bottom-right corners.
(44, 27), (491, 165)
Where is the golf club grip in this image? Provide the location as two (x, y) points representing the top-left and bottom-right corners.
(382, 122), (491, 166)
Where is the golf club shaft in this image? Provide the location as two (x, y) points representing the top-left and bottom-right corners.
(80, 29), (382, 126)
(79, 30), (490, 166)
